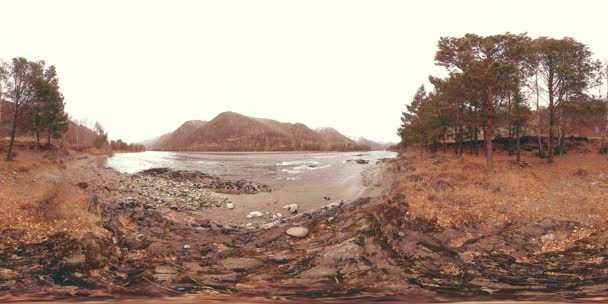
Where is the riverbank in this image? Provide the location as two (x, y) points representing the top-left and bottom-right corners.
(2, 143), (608, 303)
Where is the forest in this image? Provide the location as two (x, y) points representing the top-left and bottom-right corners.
(398, 33), (608, 174)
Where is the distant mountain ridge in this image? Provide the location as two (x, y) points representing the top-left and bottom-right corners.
(143, 111), (388, 152)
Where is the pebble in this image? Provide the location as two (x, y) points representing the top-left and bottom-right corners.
(283, 204), (298, 213)
(183, 244), (191, 249)
(247, 211), (263, 219)
(541, 233), (555, 241)
(286, 226), (309, 238)
(226, 202), (234, 209)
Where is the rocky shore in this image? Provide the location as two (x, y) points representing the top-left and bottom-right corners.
(112, 167), (271, 212)
(3, 154), (608, 303)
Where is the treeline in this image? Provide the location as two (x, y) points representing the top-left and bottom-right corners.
(398, 34), (608, 174)
(1, 57), (144, 157)
(110, 139), (145, 152)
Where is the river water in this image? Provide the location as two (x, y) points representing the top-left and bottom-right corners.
(105, 151), (396, 224)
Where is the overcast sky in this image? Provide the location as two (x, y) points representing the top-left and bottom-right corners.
(1, 0), (607, 143)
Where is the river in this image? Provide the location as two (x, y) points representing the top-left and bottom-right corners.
(105, 150), (397, 225)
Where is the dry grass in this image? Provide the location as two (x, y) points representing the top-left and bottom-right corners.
(392, 148), (608, 230)
(0, 144), (102, 243)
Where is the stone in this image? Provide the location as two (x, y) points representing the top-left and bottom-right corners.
(299, 265), (337, 279)
(0, 280), (16, 287)
(0, 268), (18, 280)
(283, 204), (298, 213)
(541, 233), (555, 241)
(218, 257), (263, 272)
(64, 253), (86, 265)
(154, 265), (177, 274)
(148, 242), (171, 256)
(226, 202), (234, 209)
(286, 226), (309, 238)
(247, 211), (263, 219)
(183, 244), (191, 249)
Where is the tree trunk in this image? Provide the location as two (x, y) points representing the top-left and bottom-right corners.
(559, 109), (566, 155)
(547, 75), (555, 163)
(459, 126), (464, 155)
(516, 123), (521, 163)
(482, 126), (487, 156)
(600, 95), (607, 153)
(454, 127), (458, 155)
(486, 87), (495, 175)
(34, 128), (40, 151)
(6, 108), (18, 161)
(536, 73), (544, 157)
(47, 128), (52, 147)
(474, 127), (479, 156)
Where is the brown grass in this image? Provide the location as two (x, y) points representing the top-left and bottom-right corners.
(0, 143), (102, 243)
(392, 148), (608, 230)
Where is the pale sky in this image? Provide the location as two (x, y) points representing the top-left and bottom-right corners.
(1, 0), (607, 143)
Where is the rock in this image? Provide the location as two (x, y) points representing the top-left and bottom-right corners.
(77, 182), (89, 189)
(0, 268), (18, 280)
(268, 252), (294, 264)
(153, 266), (177, 281)
(64, 253), (86, 265)
(155, 266), (177, 274)
(323, 196), (331, 201)
(247, 211), (263, 219)
(0, 280), (16, 287)
(286, 226), (309, 238)
(226, 202), (235, 209)
(183, 244), (191, 249)
(328, 216), (335, 223)
(148, 242), (171, 256)
(283, 204), (298, 213)
(299, 265), (337, 279)
(541, 233), (555, 241)
(218, 257), (263, 272)
(182, 262), (203, 273)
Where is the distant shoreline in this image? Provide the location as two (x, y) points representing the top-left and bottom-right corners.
(125, 150), (390, 154)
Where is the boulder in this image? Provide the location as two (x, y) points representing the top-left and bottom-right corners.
(286, 226), (309, 238)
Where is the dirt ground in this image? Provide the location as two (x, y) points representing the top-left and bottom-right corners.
(3, 139), (608, 303)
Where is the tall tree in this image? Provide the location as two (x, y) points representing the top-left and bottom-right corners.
(435, 34), (525, 174)
(532, 37), (600, 162)
(3, 58), (44, 160)
(0, 61), (7, 140)
(600, 62), (608, 154)
(398, 85), (427, 151)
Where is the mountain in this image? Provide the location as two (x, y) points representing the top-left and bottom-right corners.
(144, 111), (371, 152)
(316, 127), (354, 145)
(349, 136), (396, 150)
(148, 120), (207, 150)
